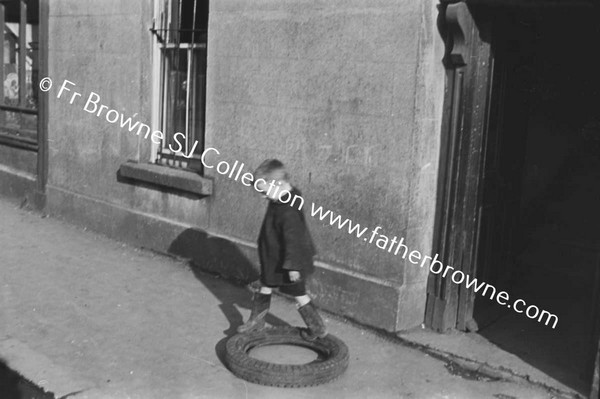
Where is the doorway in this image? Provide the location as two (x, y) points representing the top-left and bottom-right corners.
(427, 2), (600, 395)
(472, 6), (600, 395)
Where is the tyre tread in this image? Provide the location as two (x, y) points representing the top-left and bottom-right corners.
(223, 326), (349, 387)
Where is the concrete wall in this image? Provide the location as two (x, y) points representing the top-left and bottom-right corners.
(44, 0), (446, 331)
(46, 0), (210, 226)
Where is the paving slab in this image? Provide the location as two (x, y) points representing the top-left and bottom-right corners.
(397, 329), (579, 397)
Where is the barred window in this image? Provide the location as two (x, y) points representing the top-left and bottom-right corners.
(0, 0), (39, 150)
(152, 0), (208, 171)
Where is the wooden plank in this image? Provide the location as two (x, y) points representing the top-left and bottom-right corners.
(0, 131), (38, 151)
(456, 15), (493, 331)
(18, 0), (26, 108)
(428, 2), (473, 332)
(0, 103), (37, 114)
(427, 19), (463, 331)
(0, 4), (5, 126)
(36, 0), (49, 208)
(426, 3), (495, 332)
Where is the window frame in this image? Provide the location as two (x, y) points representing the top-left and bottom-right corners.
(152, 0), (207, 172)
(117, 0), (212, 197)
(0, 0), (41, 152)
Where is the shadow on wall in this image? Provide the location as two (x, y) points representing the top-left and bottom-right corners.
(168, 228), (290, 337)
(168, 228), (259, 283)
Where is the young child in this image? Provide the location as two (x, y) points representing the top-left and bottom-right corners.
(237, 159), (327, 341)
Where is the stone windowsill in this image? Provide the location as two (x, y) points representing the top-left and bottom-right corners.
(118, 161), (212, 196)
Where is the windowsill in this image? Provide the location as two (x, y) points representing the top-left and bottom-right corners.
(118, 161), (212, 197)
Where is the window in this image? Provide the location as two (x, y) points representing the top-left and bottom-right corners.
(118, 0), (211, 196)
(152, 0), (208, 172)
(0, 0), (39, 150)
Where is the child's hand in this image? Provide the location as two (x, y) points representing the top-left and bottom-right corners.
(289, 271), (301, 282)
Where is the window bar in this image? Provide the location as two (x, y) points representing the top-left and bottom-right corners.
(31, 24), (39, 108)
(189, 48), (197, 159)
(185, 48), (191, 157)
(19, 0), (27, 109)
(0, 4), (5, 126)
(163, 0), (172, 164)
(174, 0), (183, 168)
(164, 0), (174, 166)
(164, 0), (169, 44)
(164, 50), (175, 166)
(163, 6), (172, 165)
(158, 11), (168, 165)
(158, 0), (171, 165)
(191, 0), (198, 45)
(188, 0), (198, 160)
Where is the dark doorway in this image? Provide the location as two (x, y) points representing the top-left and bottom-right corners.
(473, 6), (600, 395)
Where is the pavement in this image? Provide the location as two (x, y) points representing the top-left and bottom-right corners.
(0, 198), (574, 399)
(397, 328), (581, 397)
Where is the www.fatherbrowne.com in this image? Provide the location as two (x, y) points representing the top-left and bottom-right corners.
(200, 147), (558, 330)
(310, 205), (558, 329)
(45, 77), (559, 330)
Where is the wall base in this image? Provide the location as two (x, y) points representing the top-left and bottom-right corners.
(45, 184), (418, 332)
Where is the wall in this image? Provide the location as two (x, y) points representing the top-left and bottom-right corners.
(44, 0), (446, 331)
(45, 0), (211, 238)
(205, 0), (446, 330)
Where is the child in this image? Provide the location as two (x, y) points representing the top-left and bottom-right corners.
(237, 159), (327, 341)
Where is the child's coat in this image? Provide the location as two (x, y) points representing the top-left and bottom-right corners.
(258, 188), (316, 286)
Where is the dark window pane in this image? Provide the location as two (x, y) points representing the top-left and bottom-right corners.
(157, 0), (207, 169)
(167, 0), (208, 44)
(26, 23), (39, 110)
(180, 0), (208, 43)
(4, 22), (20, 106)
(163, 48), (188, 150)
(188, 47), (206, 151)
(0, 0), (39, 139)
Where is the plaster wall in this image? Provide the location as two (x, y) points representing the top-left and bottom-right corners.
(44, 0), (446, 331)
(205, 0), (446, 329)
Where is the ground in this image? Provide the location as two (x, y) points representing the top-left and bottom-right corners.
(0, 198), (570, 399)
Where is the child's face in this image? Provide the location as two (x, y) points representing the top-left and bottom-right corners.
(255, 178), (292, 202)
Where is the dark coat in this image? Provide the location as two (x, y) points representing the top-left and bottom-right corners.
(258, 188), (316, 287)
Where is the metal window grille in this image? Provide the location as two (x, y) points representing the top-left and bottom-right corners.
(152, 0), (207, 171)
(0, 0), (39, 151)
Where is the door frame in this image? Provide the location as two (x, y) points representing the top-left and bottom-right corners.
(425, 0), (495, 332)
(35, 0), (49, 209)
(426, 1), (600, 397)
(425, 0), (598, 331)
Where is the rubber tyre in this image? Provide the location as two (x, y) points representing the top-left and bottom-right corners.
(223, 326), (349, 387)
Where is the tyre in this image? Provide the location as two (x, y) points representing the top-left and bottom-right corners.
(223, 326), (349, 387)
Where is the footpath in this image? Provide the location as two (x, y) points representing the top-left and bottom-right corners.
(0, 198), (568, 399)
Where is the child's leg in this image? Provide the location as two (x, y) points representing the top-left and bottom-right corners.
(284, 282), (327, 341)
(259, 286), (273, 295)
(294, 294), (310, 307)
(237, 284), (272, 333)
(296, 295), (327, 340)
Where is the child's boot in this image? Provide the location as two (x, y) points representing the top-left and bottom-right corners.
(237, 292), (271, 333)
(298, 301), (327, 341)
